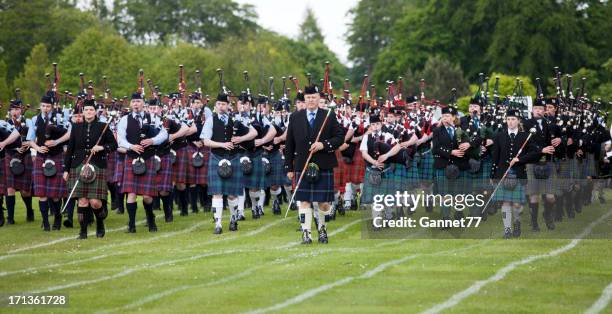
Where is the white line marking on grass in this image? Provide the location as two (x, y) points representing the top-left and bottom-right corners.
(30, 249), (249, 294)
(0, 252), (126, 278)
(421, 210), (612, 314)
(585, 282), (612, 314)
(243, 241), (489, 314)
(275, 218), (364, 249)
(0, 219), (147, 259)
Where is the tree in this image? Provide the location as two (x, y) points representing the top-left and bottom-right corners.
(0, 60), (9, 102)
(110, 0), (257, 47)
(298, 7), (324, 43)
(13, 44), (50, 107)
(402, 56), (469, 102)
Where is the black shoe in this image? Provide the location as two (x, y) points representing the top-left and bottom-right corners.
(148, 220), (158, 232)
(96, 220), (105, 238)
(337, 203), (346, 216)
(425, 205), (433, 213)
(454, 211), (464, 221)
(180, 210), (188, 217)
(165, 215), (173, 223)
(290, 202), (297, 211)
(192, 207), (199, 214)
(238, 214), (246, 221)
(63, 218), (73, 228)
(545, 220), (555, 230)
(504, 227), (512, 239)
(258, 205), (264, 216)
(397, 207), (405, 218)
(567, 209), (575, 219)
(252, 209), (259, 219)
(512, 221), (521, 238)
(78, 232), (87, 239)
(126, 225), (136, 233)
(272, 199), (281, 215)
(42, 221), (51, 231)
(27, 209), (35, 222)
(229, 220), (238, 232)
(7, 218), (15, 225)
(301, 230), (313, 244)
(350, 200), (358, 211)
(554, 210), (563, 222)
(318, 226), (328, 244)
(0, 214), (4, 227)
(214, 226), (222, 234)
(52, 216), (61, 230)
(115, 207), (124, 215)
(599, 196), (606, 204)
(532, 224), (540, 232)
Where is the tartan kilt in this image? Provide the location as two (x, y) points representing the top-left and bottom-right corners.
(333, 151), (347, 192)
(186, 145), (209, 185)
(68, 164), (108, 200)
(172, 146), (189, 184)
(4, 150), (32, 193)
(156, 154), (173, 193)
(346, 150), (366, 184)
(360, 166), (395, 205)
(0, 157), (6, 195)
(32, 154), (67, 199)
(555, 159), (575, 192)
(491, 182), (526, 204)
(471, 156), (493, 191)
(526, 162), (558, 195)
(265, 150), (290, 187)
(242, 153), (266, 190)
(578, 154), (597, 179)
(207, 153), (243, 196)
(111, 152), (126, 184)
(418, 150), (434, 182)
(105, 151), (116, 183)
(294, 169), (335, 202)
(390, 161), (420, 192)
(434, 168), (470, 196)
(121, 156), (158, 197)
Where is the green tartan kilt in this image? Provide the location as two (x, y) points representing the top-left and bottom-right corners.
(68, 164), (108, 200)
(526, 162), (559, 195)
(389, 160), (420, 192)
(491, 183), (526, 204)
(434, 168), (470, 196)
(577, 154), (597, 180)
(470, 157), (493, 191)
(360, 166), (395, 205)
(418, 150), (434, 182)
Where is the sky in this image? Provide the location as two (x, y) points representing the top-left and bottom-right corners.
(234, 0), (359, 65)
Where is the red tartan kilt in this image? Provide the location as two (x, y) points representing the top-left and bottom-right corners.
(338, 149), (365, 186)
(111, 152), (126, 184)
(334, 151), (347, 192)
(121, 156), (158, 197)
(155, 154), (173, 192)
(172, 146), (189, 183)
(4, 151), (32, 193)
(186, 145), (209, 185)
(32, 154), (67, 198)
(0, 157), (6, 195)
(105, 151), (116, 183)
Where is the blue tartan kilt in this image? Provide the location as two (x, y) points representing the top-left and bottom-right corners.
(578, 154), (597, 179)
(472, 157), (493, 191)
(434, 168), (470, 196)
(418, 150), (434, 182)
(265, 150), (290, 187)
(555, 159), (575, 192)
(156, 154), (174, 193)
(491, 183), (526, 204)
(207, 153), (243, 196)
(360, 166), (395, 205)
(390, 160), (420, 192)
(241, 152), (266, 190)
(526, 162), (558, 195)
(294, 169), (335, 202)
(32, 154), (67, 199)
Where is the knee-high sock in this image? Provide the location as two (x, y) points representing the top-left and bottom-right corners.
(65, 198), (75, 221)
(77, 206), (89, 234)
(371, 204), (382, 222)
(248, 191), (259, 210)
(6, 195), (15, 221)
(188, 186), (198, 212)
(39, 200), (49, 225)
(318, 205), (331, 229)
(178, 189), (188, 212)
(51, 200), (62, 217)
(212, 198), (223, 227)
(237, 190), (246, 216)
(343, 183), (353, 207)
(257, 190), (265, 209)
(22, 195), (33, 215)
(108, 183), (116, 206)
(501, 203), (512, 229)
(161, 194), (173, 218)
(228, 198), (239, 222)
(283, 184), (292, 200)
(270, 187), (282, 201)
(512, 205), (522, 223)
(298, 205), (313, 232)
(143, 201), (154, 221)
(116, 191), (125, 211)
(126, 202), (137, 228)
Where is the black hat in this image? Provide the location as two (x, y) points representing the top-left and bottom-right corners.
(73, 103), (83, 114)
(469, 97), (484, 106)
(9, 99), (22, 109)
(148, 98), (160, 106)
(40, 92), (55, 104)
(533, 98), (546, 107)
(238, 92), (252, 103)
(192, 93), (201, 100)
(405, 95), (419, 103)
(369, 114), (381, 124)
(545, 97), (558, 107)
(295, 92), (305, 102)
(83, 99), (96, 108)
(304, 85), (319, 95)
(441, 106), (457, 115)
(131, 92), (143, 100)
(274, 101), (284, 112)
(216, 93), (229, 103)
(506, 108), (520, 118)
(257, 95), (268, 105)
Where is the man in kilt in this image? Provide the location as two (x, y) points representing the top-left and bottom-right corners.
(265, 99), (291, 215)
(201, 93), (257, 234)
(2, 99), (34, 225)
(117, 92), (169, 233)
(523, 98), (560, 231)
(285, 85), (344, 244)
(409, 97), (435, 213)
(63, 99), (117, 239)
(490, 108), (539, 239)
(432, 106), (471, 224)
(184, 95), (212, 216)
(26, 92), (71, 232)
(0, 116), (21, 227)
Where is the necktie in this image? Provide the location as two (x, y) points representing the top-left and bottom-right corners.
(221, 114), (228, 126)
(537, 119), (542, 131)
(136, 114), (142, 128)
(447, 127), (454, 139)
(510, 133), (516, 141)
(309, 112), (316, 128)
(473, 117), (479, 128)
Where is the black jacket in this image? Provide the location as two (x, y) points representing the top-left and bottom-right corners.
(432, 124), (469, 170)
(284, 108), (345, 172)
(64, 120), (117, 171)
(490, 130), (539, 179)
(523, 118), (554, 161)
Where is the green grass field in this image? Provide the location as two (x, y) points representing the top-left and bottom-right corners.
(1, 195), (611, 314)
